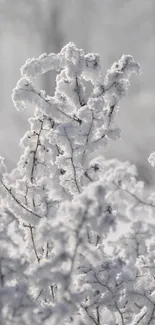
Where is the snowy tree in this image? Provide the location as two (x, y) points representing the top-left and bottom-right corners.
(3, 42), (155, 325)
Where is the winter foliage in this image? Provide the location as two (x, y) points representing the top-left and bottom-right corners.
(1, 42), (155, 324)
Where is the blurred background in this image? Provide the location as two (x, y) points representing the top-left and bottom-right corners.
(0, 0), (155, 186)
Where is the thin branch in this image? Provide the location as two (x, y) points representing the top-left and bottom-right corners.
(96, 305), (100, 325)
(75, 76), (86, 107)
(93, 272), (113, 294)
(113, 180), (155, 209)
(115, 301), (124, 325)
(30, 119), (43, 183)
(82, 305), (99, 325)
(64, 127), (81, 193)
(133, 309), (147, 325)
(29, 223), (40, 263)
(0, 261), (4, 287)
(0, 180), (42, 219)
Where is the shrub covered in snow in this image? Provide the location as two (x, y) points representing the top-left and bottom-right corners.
(2, 43), (155, 325)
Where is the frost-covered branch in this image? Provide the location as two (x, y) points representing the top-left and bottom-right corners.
(0, 43), (142, 324)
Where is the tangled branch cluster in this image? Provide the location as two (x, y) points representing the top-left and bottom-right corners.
(2, 43), (155, 325)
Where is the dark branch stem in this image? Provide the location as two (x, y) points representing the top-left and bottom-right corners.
(0, 180), (42, 219)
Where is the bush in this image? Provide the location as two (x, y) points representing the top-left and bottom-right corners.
(2, 43), (155, 325)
